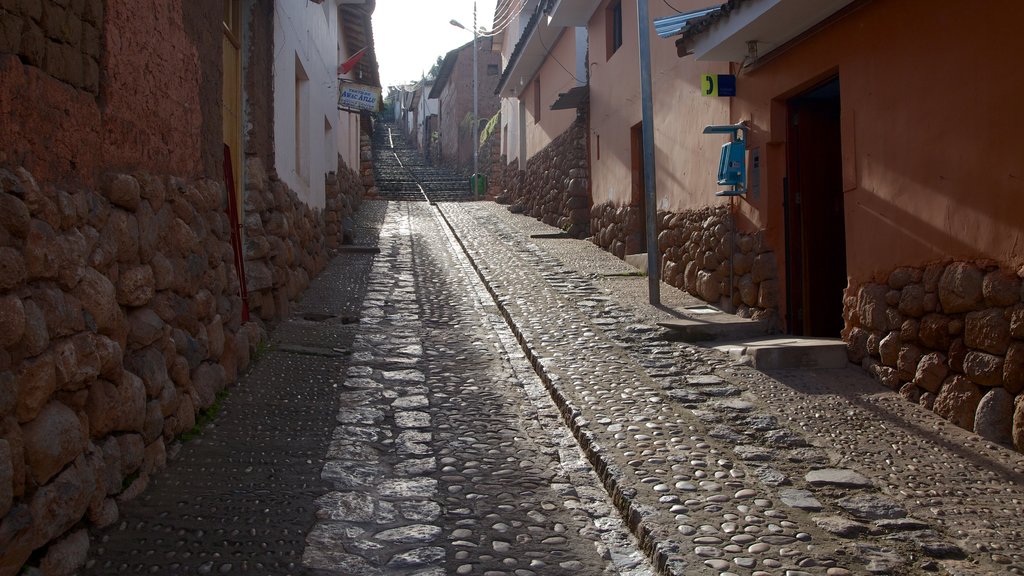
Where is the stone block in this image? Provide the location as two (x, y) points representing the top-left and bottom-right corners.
(879, 332), (900, 366)
(1014, 396), (1024, 453)
(1003, 341), (1024, 395)
(74, 267), (120, 333)
(33, 286), (83, 339)
(87, 496), (118, 529)
(23, 401), (84, 485)
(750, 252), (776, 283)
(26, 219), (61, 281)
(983, 269), (1020, 307)
(16, 351), (56, 423)
(116, 433), (144, 478)
(0, 439), (11, 518)
(896, 344), (922, 382)
(696, 270), (721, 303)
(963, 351), (1004, 387)
(900, 318), (919, 343)
(914, 354), (949, 395)
(0, 247), (27, 293)
(39, 527), (89, 576)
(974, 387), (1014, 445)
(858, 284), (889, 331)
(965, 308), (1011, 355)
(116, 264), (155, 307)
(918, 313), (951, 351)
(898, 284), (926, 318)
(938, 262), (984, 313)
(846, 327), (869, 364)
(757, 279), (779, 309)
(888, 267), (922, 289)
(28, 458), (95, 549)
(142, 400), (162, 444)
(0, 192), (30, 239)
(126, 308), (165, 350)
(933, 375), (982, 431)
(192, 362), (225, 410)
(0, 295), (26, 350)
(142, 437), (166, 476)
(1011, 305), (1024, 339)
(124, 347), (171, 398)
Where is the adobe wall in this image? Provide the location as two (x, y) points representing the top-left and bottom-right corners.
(0, 2), (363, 571)
(0, 1), (222, 186)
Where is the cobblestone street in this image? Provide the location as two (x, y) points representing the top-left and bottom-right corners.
(79, 196), (1024, 576)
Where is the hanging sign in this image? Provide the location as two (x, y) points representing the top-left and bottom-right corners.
(339, 82), (381, 112)
(701, 74), (736, 97)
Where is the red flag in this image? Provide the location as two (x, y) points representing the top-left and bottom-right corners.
(339, 47), (367, 75)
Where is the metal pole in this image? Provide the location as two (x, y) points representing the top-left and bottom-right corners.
(637, 0), (660, 305)
(472, 1), (479, 180)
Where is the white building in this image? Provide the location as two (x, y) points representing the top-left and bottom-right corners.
(273, 0), (338, 209)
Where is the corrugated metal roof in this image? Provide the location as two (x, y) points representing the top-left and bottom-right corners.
(654, 5), (722, 39)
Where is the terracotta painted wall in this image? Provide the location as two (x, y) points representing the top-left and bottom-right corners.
(588, 0), (730, 213)
(723, 0), (1024, 285)
(520, 27), (578, 160)
(0, 1), (221, 186)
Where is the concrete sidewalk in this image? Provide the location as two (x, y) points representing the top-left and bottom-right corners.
(441, 201), (1024, 575)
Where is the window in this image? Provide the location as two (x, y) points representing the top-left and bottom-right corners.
(487, 64), (499, 76)
(607, 0), (623, 59)
(324, 116), (334, 173)
(533, 77), (540, 124)
(295, 55), (309, 183)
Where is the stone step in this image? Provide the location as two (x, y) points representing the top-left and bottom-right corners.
(658, 307), (769, 342)
(713, 337), (850, 370)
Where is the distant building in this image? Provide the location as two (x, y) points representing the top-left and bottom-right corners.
(428, 38), (501, 175)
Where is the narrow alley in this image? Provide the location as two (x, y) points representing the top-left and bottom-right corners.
(4, 2), (1024, 576)
(77, 125), (1024, 576)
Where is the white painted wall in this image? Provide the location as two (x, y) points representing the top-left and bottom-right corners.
(337, 109), (362, 171)
(273, 0), (340, 209)
(416, 86), (439, 150)
(498, 0), (541, 167)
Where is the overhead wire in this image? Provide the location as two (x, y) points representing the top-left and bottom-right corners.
(536, 23), (583, 84)
(476, 0), (531, 37)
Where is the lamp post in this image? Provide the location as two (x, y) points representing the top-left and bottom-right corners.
(450, 2), (479, 187)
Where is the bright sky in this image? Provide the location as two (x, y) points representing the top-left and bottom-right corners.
(372, 0), (499, 94)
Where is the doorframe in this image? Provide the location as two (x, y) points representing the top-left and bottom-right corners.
(783, 74), (846, 336)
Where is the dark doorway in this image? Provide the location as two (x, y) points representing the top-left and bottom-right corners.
(628, 122), (647, 255)
(785, 77), (846, 337)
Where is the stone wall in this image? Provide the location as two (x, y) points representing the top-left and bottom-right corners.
(358, 122), (378, 197)
(590, 203), (780, 322)
(496, 112), (590, 238)
(325, 157), (366, 250)
(0, 165), (267, 573)
(241, 158), (329, 322)
(846, 261), (1024, 451)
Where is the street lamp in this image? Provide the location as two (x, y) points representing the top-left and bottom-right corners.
(450, 3), (480, 191)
